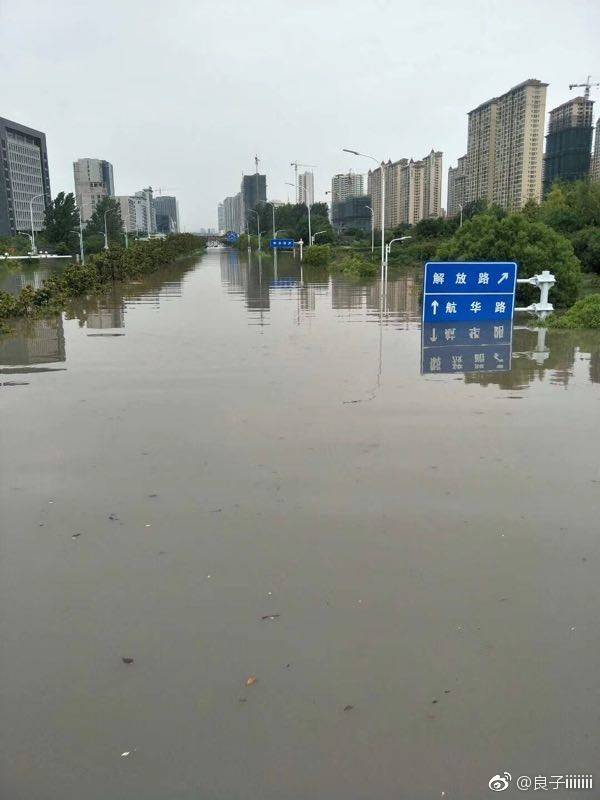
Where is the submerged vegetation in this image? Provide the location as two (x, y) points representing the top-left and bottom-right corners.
(0, 234), (204, 323)
(548, 294), (600, 329)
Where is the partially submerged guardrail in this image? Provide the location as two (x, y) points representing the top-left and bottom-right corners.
(515, 270), (555, 319)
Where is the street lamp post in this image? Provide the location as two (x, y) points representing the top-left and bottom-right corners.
(365, 205), (375, 253)
(250, 209), (262, 251)
(343, 149), (385, 278)
(266, 202), (277, 241)
(307, 201), (312, 247)
(74, 216), (85, 264)
(102, 212), (110, 250)
(458, 203), (463, 228)
(285, 182), (295, 204)
(384, 236), (412, 283)
(28, 193), (45, 255)
(311, 230), (327, 245)
(246, 216), (252, 254)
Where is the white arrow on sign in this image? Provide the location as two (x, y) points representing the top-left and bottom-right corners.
(430, 328), (437, 342)
(497, 272), (509, 284)
(431, 300), (439, 316)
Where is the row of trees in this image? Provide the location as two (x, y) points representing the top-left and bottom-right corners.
(248, 201), (334, 245)
(1, 233), (204, 322)
(373, 180), (599, 307)
(0, 193), (128, 257)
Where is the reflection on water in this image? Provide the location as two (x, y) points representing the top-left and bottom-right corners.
(1, 250), (600, 390)
(219, 249), (420, 324)
(0, 262), (63, 295)
(2, 248), (600, 800)
(0, 317), (65, 372)
(421, 322), (513, 375)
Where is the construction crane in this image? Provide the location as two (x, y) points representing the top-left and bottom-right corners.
(569, 75), (599, 100)
(290, 161), (316, 203)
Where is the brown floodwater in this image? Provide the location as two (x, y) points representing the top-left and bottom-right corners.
(1, 249), (599, 799)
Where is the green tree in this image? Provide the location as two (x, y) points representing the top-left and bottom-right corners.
(571, 227), (600, 273)
(85, 197), (123, 244)
(0, 234), (32, 256)
(538, 185), (581, 233)
(42, 192), (79, 253)
(549, 294), (600, 329)
(435, 213), (582, 307)
(414, 217), (447, 238)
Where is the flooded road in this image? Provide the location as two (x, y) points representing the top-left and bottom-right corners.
(1, 249), (600, 799)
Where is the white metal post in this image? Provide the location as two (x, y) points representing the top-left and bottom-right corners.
(307, 202), (312, 247)
(380, 163), (386, 283)
(103, 212), (109, 250)
(79, 218), (85, 264)
(515, 270), (557, 318)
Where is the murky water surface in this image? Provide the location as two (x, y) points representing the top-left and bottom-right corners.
(1, 250), (599, 799)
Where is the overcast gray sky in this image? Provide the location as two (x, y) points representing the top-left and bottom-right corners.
(2, 0), (598, 230)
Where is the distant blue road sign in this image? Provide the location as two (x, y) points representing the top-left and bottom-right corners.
(421, 321), (513, 375)
(269, 238), (295, 250)
(422, 262), (517, 323)
(271, 278), (298, 288)
(226, 231), (239, 243)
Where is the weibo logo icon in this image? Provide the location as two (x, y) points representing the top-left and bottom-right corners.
(489, 772), (512, 791)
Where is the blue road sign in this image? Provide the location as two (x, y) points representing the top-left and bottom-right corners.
(421, 321), (513, 375)
(422, 262), (517, 323)
(269, 238), (295, 250)
(225, 231), (239, 243)
(271, 278), (298, 288)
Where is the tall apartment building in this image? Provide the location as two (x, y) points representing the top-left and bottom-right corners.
(331, 171), (364, 203)
(331, 194), (372, 232)
(241, 173), (267, 231)
(367, 150), (443, 229)
(217, 203), (225, 233)
(114, 196), (136, 233)
(467, 79), (547, 211)
(73, 158), (114, 222)
(223, 193), (242, 233)
(447, 154), (469, 217)
(591, 120), (600, 183)
(0, 117), (51, 237)
(133, 187), (156, 235)
(543, 96), (594, 194)
(153, 195), (179, 234)
(298, 171), (314, 206)
(421, 150), (443, 219)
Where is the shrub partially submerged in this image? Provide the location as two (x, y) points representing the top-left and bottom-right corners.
(0, 234), (204, 323)
(549, 294), (600, 329)
(336, 254), (378, 278)
(302, 245), (331, 266)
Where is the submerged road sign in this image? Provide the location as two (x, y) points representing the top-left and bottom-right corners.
(422, 262), (517, 323)
(225, 231), (239, 243)
(269, 238), (294, 250)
